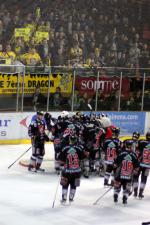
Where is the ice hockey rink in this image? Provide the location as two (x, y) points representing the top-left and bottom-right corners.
(0, 143), (150, 225)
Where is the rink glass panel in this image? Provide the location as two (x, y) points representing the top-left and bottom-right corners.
(0, 65), (24, 112)
(0, 66), (149, 112)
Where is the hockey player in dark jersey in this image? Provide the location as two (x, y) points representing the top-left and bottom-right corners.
(28, 111), (49, 172)
(113, 140), (139, 205)
(51, 116), (68, 174)
(132, 131), (150, 198)
(82, 122), (97, 178)
(123, 131), (140, 153)
(103, 126), (121, 186)
(59, 135), (87, 204)
(44, 112), (56, 132)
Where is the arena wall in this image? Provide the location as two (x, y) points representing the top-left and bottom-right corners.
(0, 112), (149, 144)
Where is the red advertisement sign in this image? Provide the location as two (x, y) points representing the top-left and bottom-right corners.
(75, 76), (130, 97)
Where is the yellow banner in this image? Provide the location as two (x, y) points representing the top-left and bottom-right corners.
(0, 73), (72, 94)
(25, 24), (35, 32)
(35, 31), (49, 43)
(15, 28), (31, 41)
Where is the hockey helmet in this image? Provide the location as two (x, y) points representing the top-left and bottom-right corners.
(99, 115), (111, 128)
(125, 140), (133, 150)
(61, 111), (69, 118)
(37, 111), (44, 116)
(111, 126), (120, 137)
(132, 131), (140, 140)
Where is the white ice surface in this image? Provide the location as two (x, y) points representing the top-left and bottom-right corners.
(0, 144), (150, 225)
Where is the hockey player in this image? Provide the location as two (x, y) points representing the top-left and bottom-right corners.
(132, 131), (150, 198)
(79, 118), (104, 178)
(113, 140), (139, 205)
(123, 131), (140, 153)
(59, 134), (87, 204)
(28, 111), (49, 172)
(51, 115), (67, 174)
(103, 126), (121, 186)
(44, 112), (56, 132)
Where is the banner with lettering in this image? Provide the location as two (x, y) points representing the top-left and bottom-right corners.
(0, 73), (72, 94)
(75, 76), (130, 97)
(35, 31), (49, 43)
(84, 111), (146, 135)
(15, 28), (31, 42)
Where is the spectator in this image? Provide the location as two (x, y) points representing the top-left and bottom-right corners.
(21, 48), (42, 66)
(5, 44), (16, 62)
(52, 86), (63, 110)
(97, 90), (106, 110)
(129, 42), (140, 66)
(78, 92), (92, 111)
(0, 0), (149, 70)
(13, 38), (27, 56)
(70, 41), (83, 64)
(144, 90), (150, 111)
(52, 48), (66, 66)
(139, 43), (149, 68)
(38, 38), (50, 65)
(117, 52), (128, 67)
(0, 44), (5, 59)
(32, 87), (46, 111)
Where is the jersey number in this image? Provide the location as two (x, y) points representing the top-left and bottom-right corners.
(67, 153), (79, 169)
(121, 160), (133, 176)
(107, 147), (116, 161)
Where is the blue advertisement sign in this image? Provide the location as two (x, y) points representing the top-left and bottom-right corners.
(85, 111), (146, 135)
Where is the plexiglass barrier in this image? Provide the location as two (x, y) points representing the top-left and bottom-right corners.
(0, 65), (149, 112)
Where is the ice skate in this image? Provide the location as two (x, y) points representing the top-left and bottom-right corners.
(122, 196), (127, 206)
(114, 194), (118, 204)
(36, 167), (45, 172)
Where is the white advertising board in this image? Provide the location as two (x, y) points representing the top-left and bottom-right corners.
(0, 112), (62, 143)
(0, 112), (149, 144)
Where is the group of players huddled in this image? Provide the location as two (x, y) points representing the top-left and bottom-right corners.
(28, 110), (150, 205)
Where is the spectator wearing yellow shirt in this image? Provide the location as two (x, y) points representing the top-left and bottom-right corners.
(5, 44), (16, 61)
(21, 48), (42, 66)
(0, 44), (5, 59)
(13, 38), (26, 56)
(70, 41), (83, 64)
(0, 44), (16, 64)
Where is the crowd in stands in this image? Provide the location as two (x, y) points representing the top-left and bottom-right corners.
(0, 0), (149, 68)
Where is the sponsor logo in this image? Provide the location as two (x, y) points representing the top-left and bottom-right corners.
(0, 120), (11, 137)
(81, 80), (119, 92)
(20, 116), (28, 128)
(20, 115), (33, 128)
(0, 120), (11, 127)
(0, 131), (6, 136)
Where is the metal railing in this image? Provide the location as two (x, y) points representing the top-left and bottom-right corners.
(0, 65), (149, 112)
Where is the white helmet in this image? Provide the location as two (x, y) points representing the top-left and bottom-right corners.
(61, 111), (69, 118)
(99, 115), (111, 128)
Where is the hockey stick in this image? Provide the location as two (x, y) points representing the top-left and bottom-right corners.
(52, 174), (61, 208)
(93, 186), (112, 205)
(87, 103), (93, 119)
(8, 146), (32, 169)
